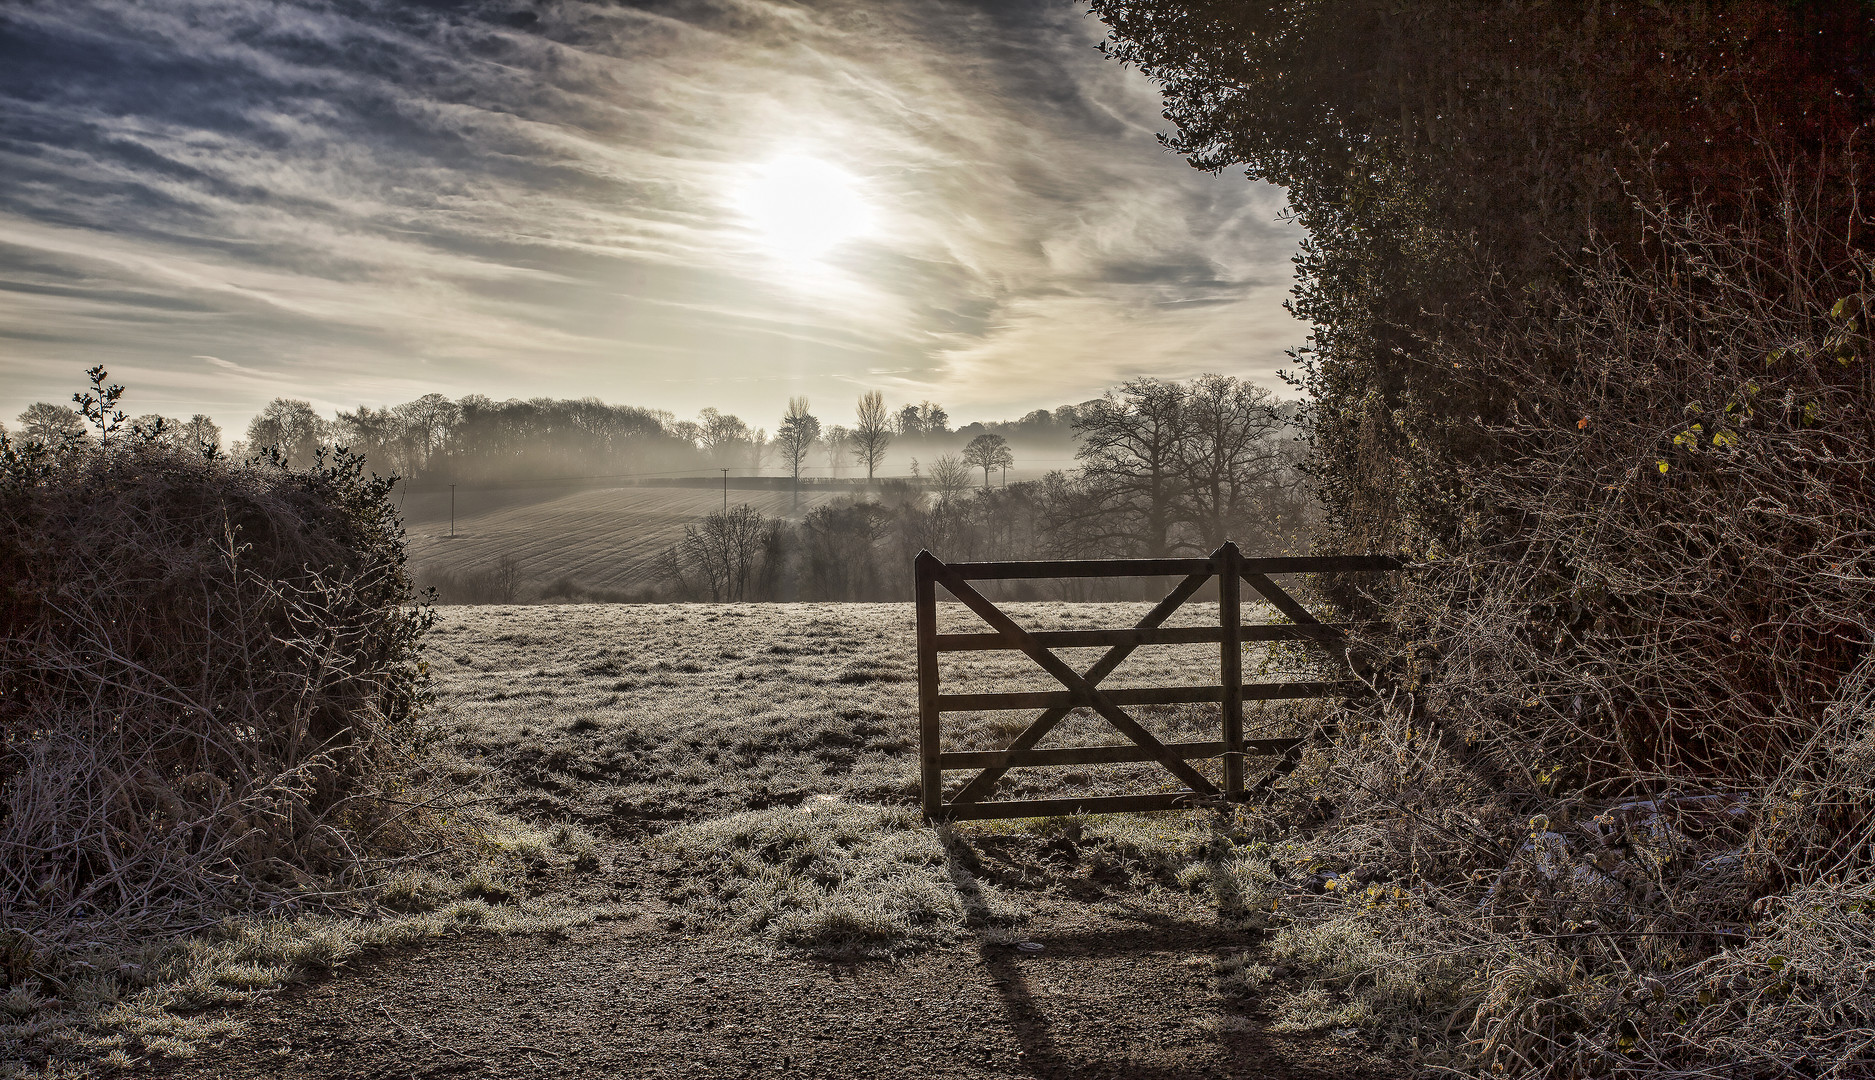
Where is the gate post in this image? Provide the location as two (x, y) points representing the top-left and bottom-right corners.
(915, 550), (942, 819)
(1218, 541), (1245, 801)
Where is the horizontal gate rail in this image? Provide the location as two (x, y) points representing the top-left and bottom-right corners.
(936, 681), (1359, 712)
(937, 738), (1304, 770)
(938, 554), (1403, 579)
(933, 622), (1384, 651)
(914, 543), (1404, 822)
(937, 793), (1221, 822)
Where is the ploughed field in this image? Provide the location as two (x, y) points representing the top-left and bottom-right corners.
(155, 603), (1399, 1080)
(401, 484), (848, 593)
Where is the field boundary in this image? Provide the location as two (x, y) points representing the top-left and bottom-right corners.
(914, 543), (1403, 821)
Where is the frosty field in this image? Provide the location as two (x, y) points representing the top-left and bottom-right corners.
(426, 599), (1308, 824)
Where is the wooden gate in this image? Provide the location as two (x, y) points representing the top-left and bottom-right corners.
(914, 542), (1402, 821)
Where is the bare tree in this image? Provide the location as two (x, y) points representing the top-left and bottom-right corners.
(1073, 378), (1188, 557)
(929, 453), (972, 503)
(776, 396), (821, 496)
(178, 414), (222, 454)
(334, 405), (404, 473)
(1175, 374), (1285, 550)
(676, 505), (773, 601)
(245, 398), (329, 468)
(669, 418), (702, 452)
(851, 391), (892, 484)
(696, 408), (754, 469)
(823, 424), (851, 476)
(748, 428), (770, 471)
(128, 414), (181, 447)
(961, 432), (1014, 489)
(392, 392), (460, 473)
(919, 401), (949, 435)
(16, 402), (86, 445)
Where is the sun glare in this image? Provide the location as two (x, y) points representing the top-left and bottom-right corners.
(738, 155), (874, 264)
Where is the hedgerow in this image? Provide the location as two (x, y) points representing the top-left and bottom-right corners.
(0, 372), (439, 982)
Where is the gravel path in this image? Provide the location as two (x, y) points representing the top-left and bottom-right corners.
(154, 903), (1402, 1080)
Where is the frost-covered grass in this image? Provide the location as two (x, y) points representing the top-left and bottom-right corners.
(428, 600), (1305, 823)
(654, 799), (978, 956)
(3, 869), (620, 1076)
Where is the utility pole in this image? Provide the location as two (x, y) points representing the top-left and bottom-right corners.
(449, 484), (456, 538)
(720, 468), (729, 513)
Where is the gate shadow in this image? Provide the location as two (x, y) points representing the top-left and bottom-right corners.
(938, 833), (1374, 1080)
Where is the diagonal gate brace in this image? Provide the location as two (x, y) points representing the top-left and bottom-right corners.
(923, 556), (1220, 798)
(948, 568), (1213, 804)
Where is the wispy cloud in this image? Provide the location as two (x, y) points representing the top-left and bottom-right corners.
(0, 0), (1305, 433)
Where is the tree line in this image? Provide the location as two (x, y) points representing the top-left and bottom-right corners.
(0, 388), (1057, 487)
(10, 401), (221, 454)
(10, 388), (1084, 489)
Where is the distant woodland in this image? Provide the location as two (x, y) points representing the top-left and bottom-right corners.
(9, 389), (1084, 488)
(244, 392), (1089, 487)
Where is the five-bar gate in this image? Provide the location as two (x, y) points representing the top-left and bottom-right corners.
(914, 542), (1402, 821)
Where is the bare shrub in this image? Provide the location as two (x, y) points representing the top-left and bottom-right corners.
(420, 552), (521, 604)
(657, 504), (778, 601)
(1397, 165), (1875, 798)
(0, 423), (436, 975)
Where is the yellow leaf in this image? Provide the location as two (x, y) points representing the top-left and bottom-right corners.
(1657, 460), (1669, 474)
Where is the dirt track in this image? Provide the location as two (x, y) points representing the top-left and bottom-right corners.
(154, 898), (1401, 1080)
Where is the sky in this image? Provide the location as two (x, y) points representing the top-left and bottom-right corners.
(0, 0), (1307, 437)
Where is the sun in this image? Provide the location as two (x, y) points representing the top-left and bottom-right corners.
(737, 155), (874, 264)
